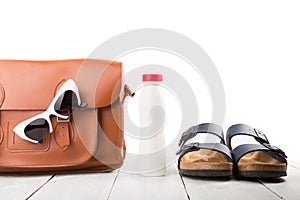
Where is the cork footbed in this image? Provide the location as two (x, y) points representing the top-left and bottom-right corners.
(180, 149), (233, 171)
(238, 151), (287, 172)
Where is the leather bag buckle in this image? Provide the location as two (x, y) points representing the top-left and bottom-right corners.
(57, 110), (71, 123)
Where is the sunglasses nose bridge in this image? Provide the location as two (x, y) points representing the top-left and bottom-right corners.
(55, 112), (69, 119)
(47, 105), (68, 119)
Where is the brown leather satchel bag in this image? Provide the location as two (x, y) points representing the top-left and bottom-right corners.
(0, 59), (126, 173)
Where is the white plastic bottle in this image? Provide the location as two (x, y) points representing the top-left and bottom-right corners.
(139, 74), (166, 176)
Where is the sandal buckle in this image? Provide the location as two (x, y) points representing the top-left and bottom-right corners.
(179, 126), (198, 146)
(262, 143), (287, 158)
(176, 142), (200, 155)
(254, 128), (269, 143)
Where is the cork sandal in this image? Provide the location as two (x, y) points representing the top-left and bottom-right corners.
(226, 124), (287, 178)
(177, 123), (233, 177)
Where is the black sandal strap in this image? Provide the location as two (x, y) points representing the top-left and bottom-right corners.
(179, 123), (225, 146)
(232, 144), (287, 165)
(226, 124), (269, 150)
(226, 124), (287, 165)
(177, 142), (233, 169)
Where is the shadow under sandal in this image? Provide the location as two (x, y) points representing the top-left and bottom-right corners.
(226, 124), (287, 178)
(177, 123), (233, 177)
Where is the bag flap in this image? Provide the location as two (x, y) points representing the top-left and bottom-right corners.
(0, 59), (122, 110)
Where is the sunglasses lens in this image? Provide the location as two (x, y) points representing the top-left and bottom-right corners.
(54, 90), (78, 114)
(24, 118), (49, 143)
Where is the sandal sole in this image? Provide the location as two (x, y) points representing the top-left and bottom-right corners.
(238, 170), (287, 178)
(179, 169), (232, 177)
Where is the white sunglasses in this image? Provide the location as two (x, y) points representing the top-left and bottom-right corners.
(13, 79), (87, 144)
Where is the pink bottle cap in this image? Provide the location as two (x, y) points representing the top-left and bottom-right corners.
(142, 74), (163, 82)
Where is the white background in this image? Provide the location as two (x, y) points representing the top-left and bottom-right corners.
(0, 0), (299, 161)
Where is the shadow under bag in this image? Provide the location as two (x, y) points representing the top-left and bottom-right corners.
(0, 59), (126, 173)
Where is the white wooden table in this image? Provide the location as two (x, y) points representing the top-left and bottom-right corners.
(1, 161), (299, 200)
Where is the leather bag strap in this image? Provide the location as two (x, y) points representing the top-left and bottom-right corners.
(0, 84), (4, 108)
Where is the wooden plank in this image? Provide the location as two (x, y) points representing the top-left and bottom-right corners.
(109, 165), (188, 200)
(258, 166), (300, 200)
(182, 175), (280, 200)
(0, 174), (53, 200)
(30, 171), (118, 200)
